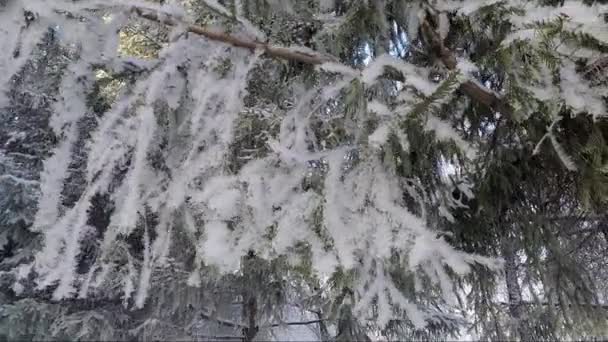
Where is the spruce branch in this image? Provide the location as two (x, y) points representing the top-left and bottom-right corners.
(584, 56), (608, 85)
(132, 7), (336, 65)
(263, 319), (327, 328)
(196, 335), (244, 341)
(132, 6), (513, 117)
(406, 71), (463, 119)
(498, 301), (608, 310)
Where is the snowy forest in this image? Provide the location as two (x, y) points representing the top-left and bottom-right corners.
(0, 0), (607, 340)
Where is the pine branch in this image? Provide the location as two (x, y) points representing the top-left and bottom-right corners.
(132, 7), (336, 65)
(196, 335), (244, 340)
(132, 7), (513, 117)
(200, 309), (248, 329)
(584, 56), (608, 85)
(506, 213), (607, 224)
(498, 301), (608, 310)
(1, 285), (251, 332)
(406, 71), (462, 118)
(264, 319), (326, 328)
(563, 224), (608, 237)
(198, 0), (237, 22)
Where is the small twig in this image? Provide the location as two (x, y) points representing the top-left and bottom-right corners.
(533, 117), (562, 156)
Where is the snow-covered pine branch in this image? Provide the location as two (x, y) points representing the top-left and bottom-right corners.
(2, 0), (607, 340)
(1, 0), (498, 323)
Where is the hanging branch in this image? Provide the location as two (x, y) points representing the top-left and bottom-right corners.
(132, 7), (513, 117)
(498, 301), (608, 310)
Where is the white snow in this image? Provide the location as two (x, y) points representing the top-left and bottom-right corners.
(425, 115), (477, 160)
(368, 100), (393, 117)
(317, 62), (360, 78)
(560, 60), (606, 118)
(363, 54), (438, 95)
(368, 124), (391, 149)
(456, 57), (480, 76)
(436, 0), (502, 15)
(501, 28), (537, 47)
(510, 1), (608, 45)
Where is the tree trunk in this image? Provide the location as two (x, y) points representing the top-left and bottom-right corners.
(316, 311), (331, 342)
(242, 295), (258, 342)
(502, 239), (533, 341)
(241, 252), (259, 342)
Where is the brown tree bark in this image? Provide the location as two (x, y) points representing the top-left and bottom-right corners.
(132, 7), (335, 65)
(420, 19), (514, 117)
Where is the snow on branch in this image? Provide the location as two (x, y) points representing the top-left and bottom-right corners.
(132, 7), (335, 65)
(533, 117), (578, 171)
(2, 0), (504, 331)
(549, 134), (578, 172)
(425, 115), (477, 160)
(132, 5), (513, 118)
(560, 61), (606, 119)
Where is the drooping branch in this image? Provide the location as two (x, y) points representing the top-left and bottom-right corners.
(0, 283), (250, 332)
(132, 7), (513, 117)
(498, 301), (608, 310)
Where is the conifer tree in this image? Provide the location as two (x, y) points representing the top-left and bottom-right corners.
(0, 0), (607, 340)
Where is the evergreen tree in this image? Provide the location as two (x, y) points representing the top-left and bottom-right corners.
(0, 0), (607, 340)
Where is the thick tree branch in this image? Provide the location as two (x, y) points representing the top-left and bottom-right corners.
(420, 19), (514, 117)
(133, 7), (512, 117)
(265, 319), (326, 328)
(132, 7), (335, 65)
